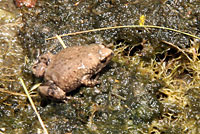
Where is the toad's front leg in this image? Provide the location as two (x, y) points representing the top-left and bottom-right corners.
(32, 52), (54, 77)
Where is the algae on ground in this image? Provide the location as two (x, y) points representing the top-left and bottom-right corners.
(0, 0), (24, 91)
(0, 0), (200, 134)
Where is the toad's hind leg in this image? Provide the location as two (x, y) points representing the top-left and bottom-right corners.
(38, 84), (67, 100)
(81, 74), (100, 86)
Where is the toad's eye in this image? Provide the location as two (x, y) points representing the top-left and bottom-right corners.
(100, 57), (107, 63)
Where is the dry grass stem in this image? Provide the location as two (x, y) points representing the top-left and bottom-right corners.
(0, 88), (37, 97)
(19, 77), (48, 134)
(56, 34), (66, 49)
(46, 25), (200, 41)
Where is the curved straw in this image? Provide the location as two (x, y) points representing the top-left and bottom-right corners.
(46, 25), (200, 40)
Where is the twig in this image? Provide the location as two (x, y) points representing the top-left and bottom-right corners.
(162, 40), (193, 62)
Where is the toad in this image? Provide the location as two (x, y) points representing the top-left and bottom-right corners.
(32, 44), (113, 100)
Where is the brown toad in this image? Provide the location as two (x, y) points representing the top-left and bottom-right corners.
(32, 44), (113, 100)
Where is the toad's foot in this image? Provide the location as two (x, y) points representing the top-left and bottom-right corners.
(81, 74), (100, 86)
